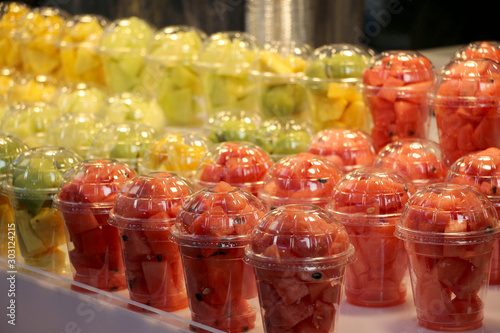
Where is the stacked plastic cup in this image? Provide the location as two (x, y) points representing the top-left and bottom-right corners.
(0, 2), (30, 70)
(54, 159), (136, 291)
(396, 183), (500, 331)
(244, 205), (355, 333)
(307, 128), (376, 173)
(374, 139), (448, 189)
(331, 167), (415, 307)
(109, 172), (193, 311)
(361, 50), (436, 151)
(171, 181), (265, 332)
(205, 109), (262, 144)
(3, 146), (81, 272)
(51, 83), (107, 114)
(447, 147), (500, 285)
(258, 152), (342, 211)
(453, 41), (500, 63)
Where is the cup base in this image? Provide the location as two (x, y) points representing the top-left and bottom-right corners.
(418, 319), (482, 332)
(346, 296), (406, 308)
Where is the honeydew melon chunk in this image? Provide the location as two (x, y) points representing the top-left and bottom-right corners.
(171, 66), (198, 90)
(262, 84), (297, 117)
(15, 209), (48, 256)
(167, 88), (194, 123)
(273, 131), (311, 155)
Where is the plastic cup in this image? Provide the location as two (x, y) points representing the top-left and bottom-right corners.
(396, 183), (500, 331)
(0, 2), (30, 70)
(2, 147), (81, 272)
(204, 109), (261, 144)
(453, 41), (500, 63)
(258, 152), (342, 211)
(7, 74), (58, 104)
(447, 147), (500, 285)
(51, 83), (107, 115)
(53, 159), (136, 291)
(374, 138), (448, 189)
(361, 50), (436, 151)
(308, 128), (376, 173)
(429, 58), (500, 166)
(331, 167), (415, 307)
(302, 43), (372, 133)
(109, 172), (193, 311)
(170, 182), (265, 332)
(196, 141), (274, 197)
(0, 67), (18, 119)
(244, 204), (355, 333)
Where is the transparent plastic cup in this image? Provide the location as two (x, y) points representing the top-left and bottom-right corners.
(447, 147), (500, 285)
(361, 50), (436, 151)
(308, 128), (376, 173)
(109, 172), (193, 311)
(170, 182), (265, 332)
(258, 152), (342, 210)
(196, 141), (273, 197)
(331, 167), (415, 307)
(374, 138), (448, 189)
(302, 44), (372, 133)
(429, 59), (500, 166)
(396, 183), (500, 331)
(0, 67), (18, 120)
(53, 159), (136, 291)
(204, 109), (261, 144)
(51, 83), (107, 114)
(7, 74), (58, 104)
(453, 41), (500, 63)
(244, 204), (355, 333)
(0, 2), (30, 70)
(2, 147), (81, 273)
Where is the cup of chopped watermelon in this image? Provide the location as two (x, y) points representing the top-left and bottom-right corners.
(109, 172), (193, 311)
(54, 159), (136, 291)
(170, 181), (265, 333)
(244, 204), (355, 333)
(331, 167), (415, 307)
(396, 183), (500, 331)
(453, 41), (500, 63)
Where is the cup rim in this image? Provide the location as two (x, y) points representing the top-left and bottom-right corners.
(395, 224), (500, 245)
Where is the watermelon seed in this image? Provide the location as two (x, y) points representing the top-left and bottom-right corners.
(110, 269), (119, 272)
(493, 185), (497, 194)
(128, 278), (136, 289)
(409, 130), (415, 135)
(216, 251), (228, 255)
(431, 166), (437, 173)
(312, 272), (322, 279)
(157, 254), (163, 262)
(109, 286), (118, 291)
(195, 293), (203, 301)
(386, 61), (392, 68)
(318, 178), (327, 183)
(270, 206), (277, 210)
(404, 185), (408, 192)
(124, 172), (130, 178)
(491, 79), (495, 83)
(266, 320), (271, 328)
(366, 207), (375, 214)
(202, 288), (211, 295)
(234, 218), (243, 224)
(486, 226), (494, 234)
(147, 300), (151, 306)
(122, 235), (128, 242)
(197, 255), (203, 259)
(388, 132), (393, 137)
(244, 326), (249, 331)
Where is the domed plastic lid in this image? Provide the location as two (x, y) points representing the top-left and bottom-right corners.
(304, 43), (371, 82)
(453, 41), (500, 63)
(109, 172), (194, 229)
(447, 147), (500, 198)
(98, 16), (154, 55)
(0, 2), (30, 34)
(58, 14), (108, 49)
(197, 141), (273, 189)
(54, 159), (136, 211)
(374, 139), (447, 188)
(205, 109), (262, 143)
(0, 135), (28, 177)
(3, 146), (81, 198)
(245, 204), (355, 270)
(196, 31), (259, 74)
(331, 167), (415, 220)
(51, 83), (107, 114)
(47, 112), (107, 158)
(396, 183), (500, 244)
(171, 181), (265, 247)
(308, 128), (376, 172)
(13, 7), (69, 43)
(8, 74), (57, 104)
(146, 25), (206, 66)
(361, 50), (436, 87)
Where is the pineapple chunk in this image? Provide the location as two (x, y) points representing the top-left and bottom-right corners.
(14, 210), (48, 256)
(29, 208), (66, 249)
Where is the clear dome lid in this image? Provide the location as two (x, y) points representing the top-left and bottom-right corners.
(51, 83), (107, 114)
(245, 204), (355, 270)
(98, 16), (154, 55)
(8, 74), (57, 104)
(0, 134), (28, 177)
(58, 14), (108, 48)
(0, 2), (29, 33)
(205, 109), (262, 143)
(453, 41), (500, 63)
(109, 172), (194, 229)
(13, 7), (69, 43)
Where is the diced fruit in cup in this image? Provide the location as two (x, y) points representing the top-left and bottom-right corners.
(0, 2), (29, 69)
(205, 109), (261, 144)
(454, 41), (500, 63)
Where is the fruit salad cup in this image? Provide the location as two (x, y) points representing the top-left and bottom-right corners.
(58, 15), (108, 86)
(250, 40), (311, 120)
(109, 172), (194, 311)
(98, 16), (154, 93)
(0, 2), (29, 70)
(7, 74), (57, 104)
(88, 122), (157, 173)
(331, 168), (415, 307)
(374, 139), (448, 189)
(54, 159), (136, 291)
(47, 112), (107, 158)
(145, 25), (206, 127)
(0, 102), (63, 148)
(244, 205), (355, 333)
(303, 44), (372, 132)
(308, 128), (376, 173)
(258, 152), (342, 211)
(361, 51), (436, 151)
(447, 147), (500, 285)
(13, 7), (69, 79)
(0, 67), (18, 119)
(453, 41), (500, 63)
(141, 131), (210, 180)
(430, 59), (500, 166)
(196, 31), (260, 115)
(396, 183), (500, 331)
(3, 147), (81, 272)
(251, 118), (313, 161)
(51, 83), (107, 114)
(196, 141), (274, 196)
(0, 135), (28, 258)
(205, 109), (261, 144)
(171, 182), (265, 332)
